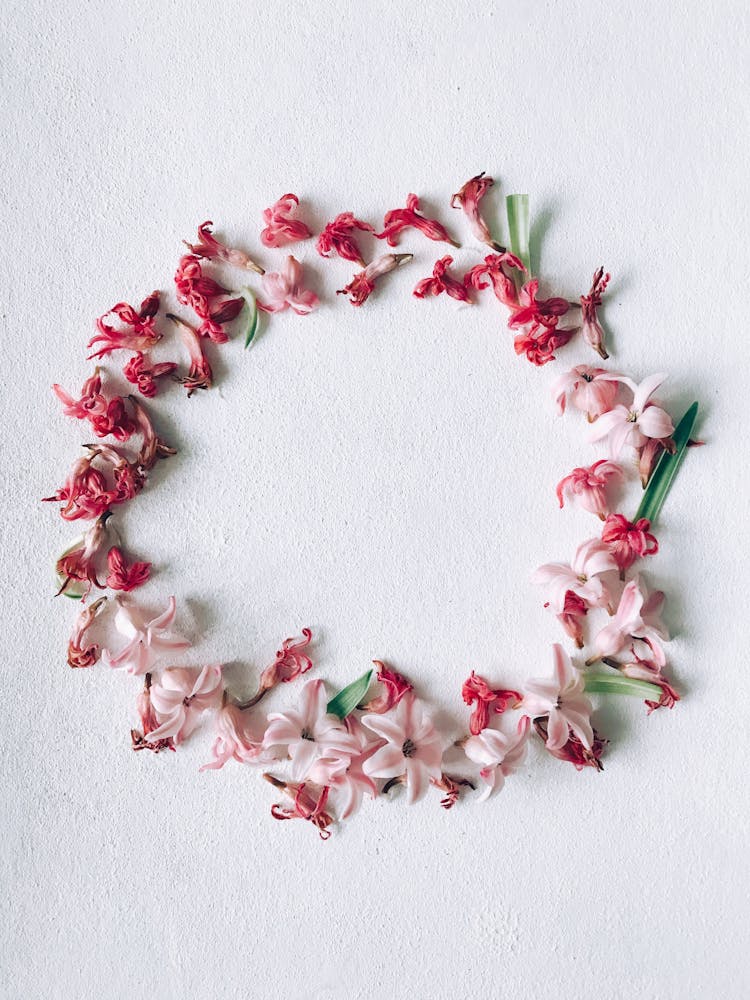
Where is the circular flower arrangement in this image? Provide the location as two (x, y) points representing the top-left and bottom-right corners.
(46, 176), (700, 838)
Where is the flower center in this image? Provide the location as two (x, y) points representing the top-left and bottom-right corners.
(627, 410), (638, 422)
(301, 728), (315, 741)
(582, 372), (593, 382)
(402, 738), (416, 758)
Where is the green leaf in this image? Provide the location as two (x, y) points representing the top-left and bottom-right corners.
(584, 673), (663, 700)
(506, 193), (531, 276)
(242, 287), (259, 348)
(635, 402), (699, 525)
(326, 669), (373, 719)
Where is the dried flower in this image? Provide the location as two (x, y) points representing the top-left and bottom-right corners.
(619, 650), (680, 713)
(265, 774), (334, 839)
(413, 255), (472, 302)
(103, 595), (190, 675)
(241, 629), (313, 708)
(174, 254), (230, 315)
(461, 672), (522, 735)
(317, 212), (376, 266)
(362, 692), (443, 804)
(359, 661), (413, 714)
(105, 546), (151, 592)
(514, 324), (577, 366)
(53, 371), (107, 420)
(507, 279), (570, 332)
(130, 396), (176, 470)
(67, 596), (107, 668)
(533, 717), (606, 770)
(377, 193), (459, 248)
(168, 314), (213, 396)
(463, 251), (526, 309)
(556, 460), (624, 519)
(87, 293), (162, 359)
(579, 267), (611, 359)
(337, 253), (412, 306)
(131, 673), (175, 753)
(123, 352), (178, 397)
(260, 193), (312, 248)
(56, 513), (111, 596)
(523, 644), (594, 752)
(601, 514), (658, 574)
(450, 172), (500, 250)
(257, 255), (319, 315)
(184, 220), (264, 273)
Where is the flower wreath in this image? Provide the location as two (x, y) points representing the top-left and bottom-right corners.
(46, 176), (700, 839)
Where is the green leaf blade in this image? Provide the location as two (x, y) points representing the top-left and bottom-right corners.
(242, 287), (259, 348)
(326, 669), (373, 719)
(506, 193), (531, 276)
(635, 402), (699, 525)
(584, 673), (663, 700)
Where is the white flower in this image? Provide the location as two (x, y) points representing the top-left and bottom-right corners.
(522, 645), (594, 751)
(362, 693), (443, 804)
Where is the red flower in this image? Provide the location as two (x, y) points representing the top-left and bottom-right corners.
(360, 661), (413, 714)
(413, 256), (472, 302)
(508, 278), (570, 331)
(52, 371), (107, 420)
(240, 629), (314, 708)
(130, 396), (176, 470)
(123, 352), (178, 397)
(601, 514), (658, 575)
(168, 314), (213, 396)
(260, 193), (312, 248)
(317, 212), (376, 266)
(580, 267), (611, 360)
(56, 513), (111, 596)
(461, 671), (522, 735)
(196, 296), (245, 344)
(450, 172), (501, 250)
(67, 596), (107, 668)
(265, 774), (334, 839)
(555, 590), (588, 649)
(513, 324), (576, 366)
(464, 251), (526, 309)
(533, 717), (607, 771)
(105, 546), (151, 592)
(377, 193), (459, 248)
(183, 220), (264, 273)
(174, 254), (231, 315)
(87, 293), (162, 359)
(337, 253), (413, 306)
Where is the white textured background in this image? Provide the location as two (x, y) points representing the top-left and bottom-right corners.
(2, 2), (749, 998)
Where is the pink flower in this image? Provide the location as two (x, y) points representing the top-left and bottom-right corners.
(337, 253), (413, 306)
(260, 193), (312, 248)
(52, 371), (107, 420)
(131, 673), (175, 753)
(620, 650), (680, 713)
(87, 293), (162, 359)
(168, 314), (213, 396)
(43, 449), (136, 522)
(130, 396), (176, 471)
(413, 255), (472, 302)
(183, 220), (264, 273)
(588, 577), (669, 666)
(461, 672), (521, 735)
(257, 256), (319, 315)
(103, 595), (190, 675)
(362, 692), (443, 804)
(463, 251), (526, 309)
(88, 397), (137, 442)
(265, 775), (334, 839)
(589, 374), (675, 457)
(556, 590), (589, 649)
(522, 644), (594, 752)
(200, 699), (270, 770)
(239, 629), (314, 708)
(508, 278), (569, 331)
(551, 365), (622, 419)
(514, 325), (577, 366)
(580, 267), (611, 360)
(359, 661), (413, 714)
(262, 679), (359, 781)
(105, 546), (151, 592)
(56, 513), (110, 596)
(532, 537), (618, 613)
(532, 717), (606, 771)
(123, 352), (178, 397)
(377, 193), (459, 249)
(556, 460), (624, 519)
(317, 212), (376, 266)
(174, 254), (230, 315)
(67, 596), (107, 668)
(601, 514), (658, 574)
(450, 172), (500, 250)
(311, 716), (379, 819)
(195, 296), (245, 344)
(146, 665), (224, 745)
(463, 716), (530, 800)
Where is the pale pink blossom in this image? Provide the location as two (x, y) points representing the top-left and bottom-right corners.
(463, 716), (530, 800)
(184, 220), (264, 273)
(102, 595), (190, 675)
(461, 672), (521, 735)
(146, 665), (224, 744)
(532, 538), (618, 613)
(200, 699), (271, 771)
(257, 255), (318, 315)
(377, 193), (459, 248)
(260, 194), (312, 248)
(450, 172), (500, 249)
(317, 212), (376, 266)
(589, 374), (674, 457)
(362, 692), (443, 804)
(579, 267), (611, 359)
(359, 661), (413, 714)
(337, 253), (413, 306)
(67, 596), (107, 668)
(551, 365), (622, 419)
(262, 679), (359, 781)
(556, 460), (624, 519)
(588, 577), (668, 666)
(311, 716), (379, 819)
(522, 645), (594, 751)
(131, 673), (175, 753)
